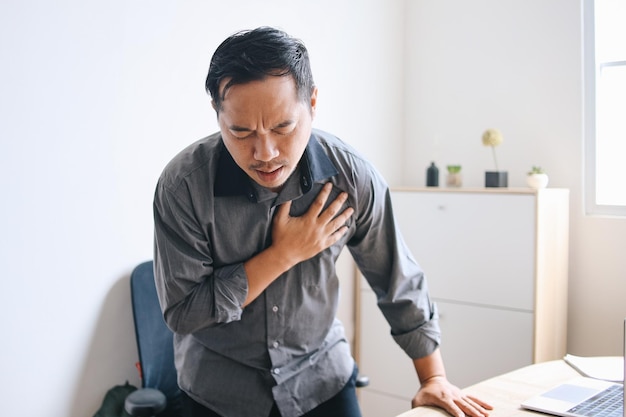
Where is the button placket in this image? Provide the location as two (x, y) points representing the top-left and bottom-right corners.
(266, 283), (287, 382)
(270, 305), (281, 349)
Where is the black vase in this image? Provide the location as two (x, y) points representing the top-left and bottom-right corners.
(426, 162), (439, 187)
(485, 171), (508, 188)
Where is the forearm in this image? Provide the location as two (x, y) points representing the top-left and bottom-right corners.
(161, 242), (297, 332)
(242, 245), (298, 306)
(156, 219), (303, 330)
(413, 348), (447, 384)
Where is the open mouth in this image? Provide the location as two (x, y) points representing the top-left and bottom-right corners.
(255, 166), (283, 183)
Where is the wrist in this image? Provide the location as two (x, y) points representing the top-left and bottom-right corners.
(419, 374), (447, 385)
(265, 244), (299, 272)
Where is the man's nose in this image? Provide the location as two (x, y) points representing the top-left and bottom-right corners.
(253, 134), (279, 162)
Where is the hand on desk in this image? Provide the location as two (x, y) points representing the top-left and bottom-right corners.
(411, 350), (493, 417)
(412, 376), (493, 417)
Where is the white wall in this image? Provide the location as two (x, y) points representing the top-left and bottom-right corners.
(0, 1), (404, 416)
(2, 1), (625, 416)
(403, 0), (626, 356)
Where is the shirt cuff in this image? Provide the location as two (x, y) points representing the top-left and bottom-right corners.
(392, 303), (441, 359)
(213, 263), (249, 323)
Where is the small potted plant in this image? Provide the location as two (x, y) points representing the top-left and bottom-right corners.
(527, 166), (549, 189)
(446, 165), (462, 187)
(482, 128), (508, 187)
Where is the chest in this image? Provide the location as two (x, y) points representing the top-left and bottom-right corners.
(207, 184), (350, 267)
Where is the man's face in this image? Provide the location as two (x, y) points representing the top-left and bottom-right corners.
(216, 76), (317, 192)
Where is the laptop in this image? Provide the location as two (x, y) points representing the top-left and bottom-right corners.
(521, 318), (625, 417)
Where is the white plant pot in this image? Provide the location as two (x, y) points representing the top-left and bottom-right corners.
(527, 173), (549, 189)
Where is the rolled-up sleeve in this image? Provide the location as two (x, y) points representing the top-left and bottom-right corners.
(153, 178), (248, 334)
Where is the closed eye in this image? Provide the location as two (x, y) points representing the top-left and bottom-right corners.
(272, 121), (297, 136)
(227, 120), (297, 139)
(228, 126), (253, 139)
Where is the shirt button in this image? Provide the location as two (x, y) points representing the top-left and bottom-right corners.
(272, 305), (279, 313)
(272, 368), (281, 375)
(272, 341), (279, 349)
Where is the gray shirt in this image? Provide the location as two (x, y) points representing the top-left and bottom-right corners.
(153, 128), (440, 417)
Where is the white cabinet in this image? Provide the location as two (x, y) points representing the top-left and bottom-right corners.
(356, 188), (569, 416)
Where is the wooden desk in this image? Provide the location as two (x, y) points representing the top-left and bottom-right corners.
(395, 360), (581, 417)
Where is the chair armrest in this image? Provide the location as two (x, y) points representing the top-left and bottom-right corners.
(124, 388), (167, 417)
(356, 374), (370, 388)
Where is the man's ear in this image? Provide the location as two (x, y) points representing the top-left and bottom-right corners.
(310, 87), (318, 117)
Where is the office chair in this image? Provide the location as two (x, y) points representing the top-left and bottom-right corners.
(125, 261), (182, 417)
(124, 260), (369, 416)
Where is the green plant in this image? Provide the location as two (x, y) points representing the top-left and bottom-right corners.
(447, 165), (462, 174)
(528, 166), (545, 175)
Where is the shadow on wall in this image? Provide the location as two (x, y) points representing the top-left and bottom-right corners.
(69, 269), (143, 417)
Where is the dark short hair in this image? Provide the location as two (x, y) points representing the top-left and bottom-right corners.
(205, 27), (315, 112)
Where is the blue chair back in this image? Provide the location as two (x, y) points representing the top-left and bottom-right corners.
(130, 261), (183, 416)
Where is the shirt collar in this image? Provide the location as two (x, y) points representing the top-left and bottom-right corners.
(214, 133), (339, 202)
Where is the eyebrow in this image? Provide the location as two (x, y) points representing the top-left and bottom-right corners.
(228, 119), (296, 132)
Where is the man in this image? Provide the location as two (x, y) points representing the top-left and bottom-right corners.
(153, 26), (492, 417)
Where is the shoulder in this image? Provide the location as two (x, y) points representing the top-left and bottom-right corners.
(157, 132), (222, 192)
(311, 128), (388, 189)
(312, 128), (361, 159)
